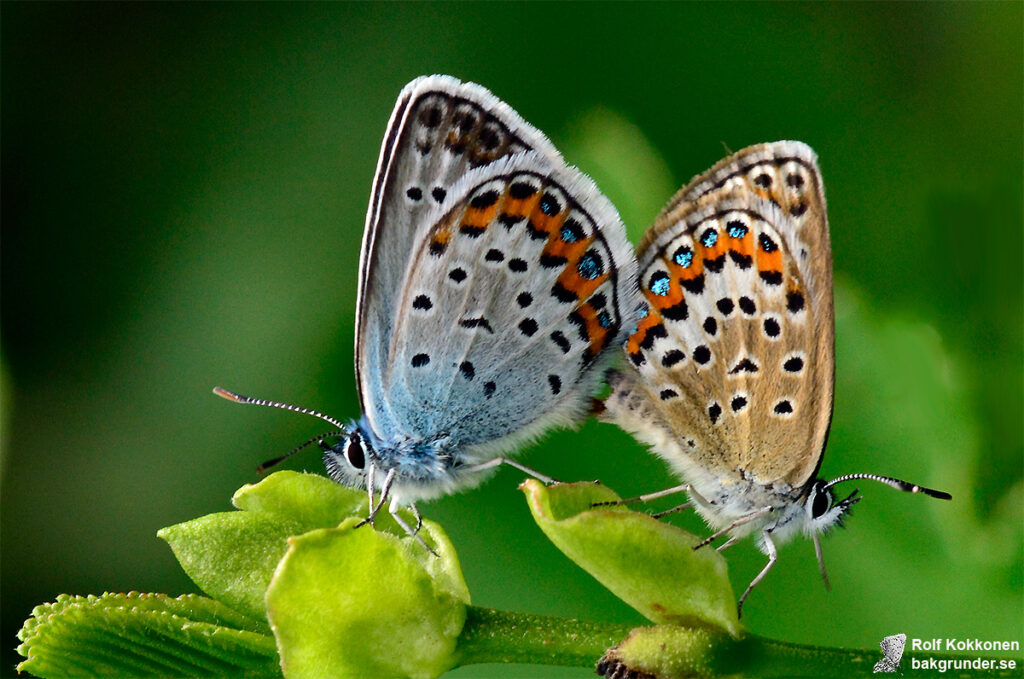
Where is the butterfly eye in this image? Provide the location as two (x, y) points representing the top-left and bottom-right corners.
(345, 436), (366, 470)
(811, 488), (832, 518)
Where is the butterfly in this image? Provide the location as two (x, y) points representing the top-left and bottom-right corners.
(600, 141), (950, 615)
(216, 75), (638, 547)
(873, 633), (907, 673)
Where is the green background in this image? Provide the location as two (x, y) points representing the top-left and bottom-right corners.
(3, 3), (1021, 676)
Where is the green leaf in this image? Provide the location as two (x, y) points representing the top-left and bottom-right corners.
(159, 510), (305, 622)
(158, 471), (369, 621)
(17, 593), (279, 678)
(521, 480), (742, 638)
(266, 517), (468, 679)
(232, 470), (368, 529)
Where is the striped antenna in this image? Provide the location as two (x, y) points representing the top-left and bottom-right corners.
(257, 430), (347, 473)
(213, 387), (349, 430)
(823, 473), (951, 500)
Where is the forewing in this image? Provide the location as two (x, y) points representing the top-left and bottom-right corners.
(606, 142), (832, 490)
(381, 152), (638, 455)
(356, 76), (561, 436)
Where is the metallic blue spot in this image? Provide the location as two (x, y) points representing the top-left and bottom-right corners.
(728, 223), (747, 238)
(649, 272), (670, 296)
(636, 307), (649, 319)
(674, 247), (693, 268)
(701, 229), (718, 247)
(598, 311), (613, 329)
(560, 223), (580, 243)
(577, 251), (603, 280)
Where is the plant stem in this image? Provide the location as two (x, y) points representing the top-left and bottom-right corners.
(458, 610), (1022, 678)
(456, 606), (635, 668)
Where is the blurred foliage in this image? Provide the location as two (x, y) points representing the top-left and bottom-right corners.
(2, 3), (1020, 678)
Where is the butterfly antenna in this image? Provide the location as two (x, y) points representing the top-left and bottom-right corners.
(257, 430), (347, 473)
(823, 473), (951, 500)
(213, 387), (350, 430)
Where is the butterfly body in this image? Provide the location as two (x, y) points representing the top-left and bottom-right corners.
(603, 141), (948, 612)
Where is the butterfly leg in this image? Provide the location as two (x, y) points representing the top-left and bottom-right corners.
(651, 501), (693, 519)
(693, 505), (773, 550)
(715, 535), (742, 552)
(356, 467), (396, 529)
(591, 483), (691, 508)
(736, 532), (777, 618)
(409, 502), (424, 534)
(461, 457), (561, 484)
(389, 501), (438, 557)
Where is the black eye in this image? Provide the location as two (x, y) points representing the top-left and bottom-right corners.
(812, 489), (831, 518)
(345, 437), (365, 469)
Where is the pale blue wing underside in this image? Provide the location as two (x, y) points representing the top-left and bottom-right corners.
(356, 76), (561, 439)
(378, 152), (638, 459)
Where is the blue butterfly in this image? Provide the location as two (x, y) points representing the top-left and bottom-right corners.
(217, 76), (638, 546)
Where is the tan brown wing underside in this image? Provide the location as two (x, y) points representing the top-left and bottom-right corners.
(611, 141), (833, 490)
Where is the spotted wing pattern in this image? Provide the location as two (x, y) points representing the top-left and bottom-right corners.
(356, 76), (560, 437)
(605, 142), (832, 490)
(383, 152), (637, 457)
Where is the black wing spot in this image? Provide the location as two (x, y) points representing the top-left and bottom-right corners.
(548, 374), (562, 395)
(662, 300), (688, 321)
(629, 351), (645, 366)
(783, 356), (804, 373)
(406, 187), (423, 201)
(509, 258), (528, 273)
(662, 349), (685, 367)
(518, 318), (538, 337)
(460, 317), (494, 333)
(459, 361), (475, 380)
(509, 182), (536, 199)
(550, 331), (571, 353)
(763, 317), (781, 338)
(702, 317), (718, 336)
(659, 389), (678, 401)
(787, 173), (804, 188)
(754, 172), (772, 188)
(431, 187), (447, 203)
(786, 291), (805, 313)
(738, 296), (756, 315)
(540, 254), (568, 269)
(716, 297), (734, 315)
(419, 105), (442, 128)
(708, 402), (722, 424)
(639, 324), (667, 350)
(498, 213), (521, 229)
(693, 345), (712, 365)
(731, 395), (748, 412)
(486, 248), (505, 262)
(551, 281), (576, 303)
(517, 292), (533, 308)
(791, 202), (807, 217)
(729, 358), (759, 375)
(470, 190), (500, 209)
(411, 353), (430, 368)
(774, 400), (794, 415)
(412, 295), (432, 311)
(539, 193), (561, 216)
(484, 381), (496, 398)
(449, 268), (467, 283)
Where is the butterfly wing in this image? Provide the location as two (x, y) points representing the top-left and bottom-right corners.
(605, 141), (832, 492)
(356, 76), (561, 437)
(380, 151), (637, 457)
